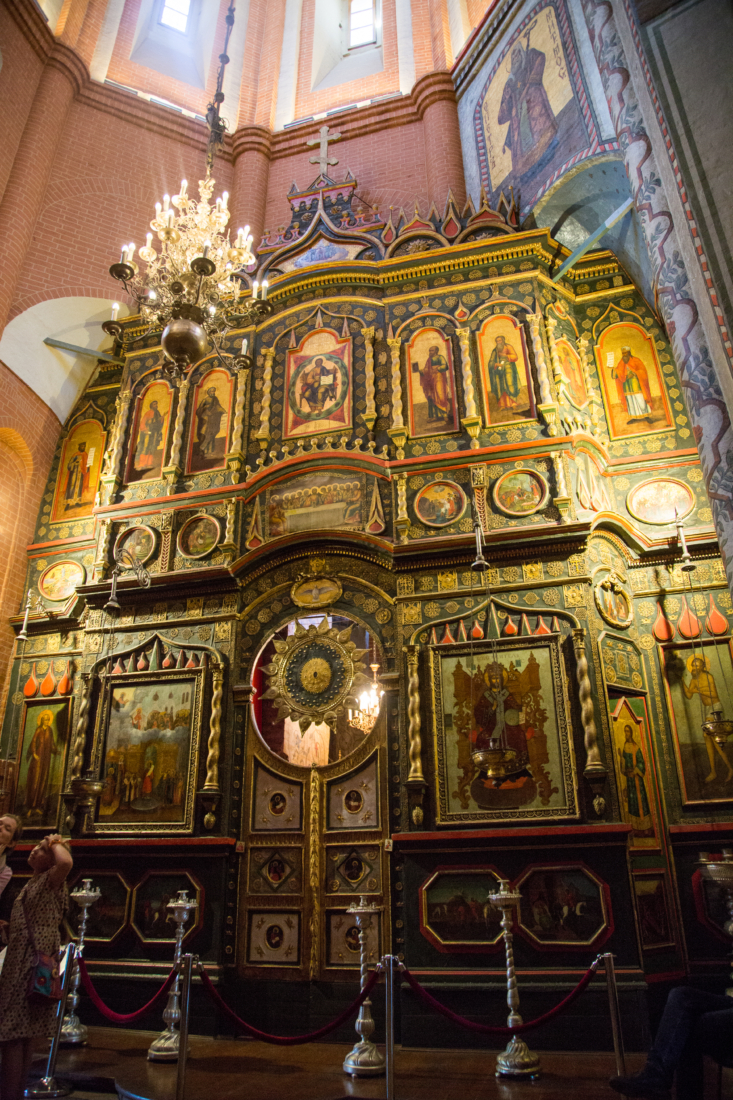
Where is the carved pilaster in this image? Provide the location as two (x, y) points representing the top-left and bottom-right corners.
(578, 335), (602, 431)
(544, 315), (565, 388)
(203, 666), (224, 790)
(220, 499), (238, 555)
(254, 347), (275, 450)
(70, 673), (93, 780)
(162, 376), (190, 495)
(572, 626), (608, 813)
(308, 768), (321, 978)
(100, 388), (132, 504)
(159, 511), (174, 572)
(551, 451), (572, 524)
(226, 361), (251, 483)
(395, 473), (409, 543)
(456, 327), (482, 449)
(405, 644), (427, 826)
(93, 519), (113, 582)
(361, 326), (377, 433)
(528, 312), (559, 436)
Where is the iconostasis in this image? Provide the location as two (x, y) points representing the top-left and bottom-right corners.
(1, 172), (730, 1037)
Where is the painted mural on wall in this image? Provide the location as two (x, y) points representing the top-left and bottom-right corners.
(51, 419), (106, 523)
(186, 368), (233, 474)
(595, 323), (673, 440)
(660, 640), (733, 805)
(431, 639), (578, 824)
(610, 696), (658, 847)
(14, 701), (69, 827)
(267, 472), (363, 537)
(284, 329), (351, 439)
(126, 382), (173, 483)
(406, 328), (459, 437)
(474, 0), (597, 211)
(477, 315), (536, 426)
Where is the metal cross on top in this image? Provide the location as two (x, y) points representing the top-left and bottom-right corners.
(307, 125), (342, 176)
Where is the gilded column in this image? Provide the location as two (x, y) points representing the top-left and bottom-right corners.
(100, 387), (133, 505)
(226, 362), (251, 482)
(528, 311), (558, 436)
(386, 337), (407, 458)
(578, 334), (601, 431)
(254, 347), (275, 450)
(544, 315), (565, 388)
(395, 472), (409, 543)
(70, 673), (93, 780)
(362, 326), (377, 433)
(203, 666), (224, 791)
(457, 326), (481, 449)
(405, 644), (427, 826)
(551, 451), (572, 524)
(163, 377), (190, 493)
(572, 626), (606, 779)
(308, 769), (321, 978)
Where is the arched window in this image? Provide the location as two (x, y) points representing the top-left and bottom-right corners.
(160, 0), (191, 32)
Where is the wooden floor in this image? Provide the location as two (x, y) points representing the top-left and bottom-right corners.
(45, 1028), (658, 1100)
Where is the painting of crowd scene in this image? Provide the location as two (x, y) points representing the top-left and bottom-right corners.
(97, 679), (197, 827)
(518, 866), (608, 946)
(267, 473), (363, 537)
(422, 870), (503, 947)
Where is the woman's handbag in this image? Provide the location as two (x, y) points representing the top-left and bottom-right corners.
(21, 893), (62, 1003)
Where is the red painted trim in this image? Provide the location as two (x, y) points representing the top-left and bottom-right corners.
(393, 824), (631, 844)
(668, 823), (733, 835)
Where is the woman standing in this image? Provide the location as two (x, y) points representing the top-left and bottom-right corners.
(0, 834), (72, 1100)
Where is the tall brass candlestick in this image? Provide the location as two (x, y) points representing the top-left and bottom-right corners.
(148, 891), (198, 1062)
(488, 879), (540, 1079)
(343, 896), (384, 1077)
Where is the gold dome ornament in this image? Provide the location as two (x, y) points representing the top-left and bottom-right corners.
(261, 617), (370, 732)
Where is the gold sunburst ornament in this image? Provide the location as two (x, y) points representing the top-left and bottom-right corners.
(261, 617), (370, 731)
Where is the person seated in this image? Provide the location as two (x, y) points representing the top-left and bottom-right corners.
(609, 985), (732, 1100)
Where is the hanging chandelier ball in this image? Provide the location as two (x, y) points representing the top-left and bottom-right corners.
(161, 317), (210, 373)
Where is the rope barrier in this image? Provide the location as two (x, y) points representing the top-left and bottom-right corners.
(78, 957), (177, 1024)
(198, 962), (381, 1045)
(400, 959), (601, 1036)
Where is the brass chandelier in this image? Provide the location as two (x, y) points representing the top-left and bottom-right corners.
(104, 1), (271, 374)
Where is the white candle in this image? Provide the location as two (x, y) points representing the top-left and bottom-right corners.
(261, 280), (269, 300)
(111, 302), (119, 321)
(252, 281), (259, 300)
(242, 337), (248, 355)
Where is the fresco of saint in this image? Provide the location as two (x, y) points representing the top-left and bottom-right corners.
(487, 335), (521, 412)
(498, 40), (558, 179)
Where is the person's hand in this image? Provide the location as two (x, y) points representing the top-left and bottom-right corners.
(44, 834), (64, 848)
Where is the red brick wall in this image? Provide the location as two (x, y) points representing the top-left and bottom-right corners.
(106, 0), (232, 116)
(466, 0), (494, 32)
(0, 2), (46, 203)
(9, 91), (229, 321)
(292, 0), (401, 120)
(0, 362), (61, 711)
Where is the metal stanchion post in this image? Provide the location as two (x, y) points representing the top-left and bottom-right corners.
(25, 944), (77, 1099)
(384, 956), (396, 1100)
(61, 879), (101, 1045)
(148, 891), (198, 1062)
(175, 955), (194, 1100)
(602, 952), (626, 1077)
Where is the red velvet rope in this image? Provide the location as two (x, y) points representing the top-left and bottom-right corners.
(400, 963), (599, 1036)
(198, 963), (381, 1045)
(78, 957), (177, 1024)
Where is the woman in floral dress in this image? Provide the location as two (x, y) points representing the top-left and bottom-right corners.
(0, 834), (72, 1100)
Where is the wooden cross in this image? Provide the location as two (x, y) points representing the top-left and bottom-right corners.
(307, 125), (342, 176)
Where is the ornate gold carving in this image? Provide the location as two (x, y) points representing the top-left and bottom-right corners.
(70, 673), (92, 780)
(255, 347), (276, 449)
(226, 363), (250, 483)
(362, 326), (376, 432)
(261, 616), (369, 729)
(203, 664), (224, 794)
(395, 473), (409, 543)
(163, 376), (190, 492)
(527, 312), (553, 408)
(572, 626), (606, 779)
(309, 768), (320, 978)
(406, 644), (423, 784)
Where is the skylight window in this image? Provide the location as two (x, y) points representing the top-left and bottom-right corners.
(349, 0), (375, 48)
(160, 0), (190, 33)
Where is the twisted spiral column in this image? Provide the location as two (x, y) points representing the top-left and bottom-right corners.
(254, 348), (275, 449)
(203, 666), (224, 791)
(572, 626), (604, 774)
